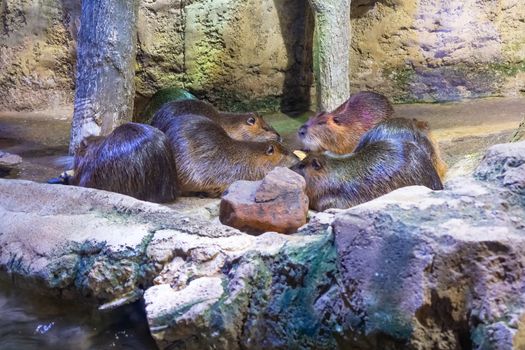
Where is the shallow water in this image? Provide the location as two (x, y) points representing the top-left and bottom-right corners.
(0, 278), (158, 350)
(0, 115), (71, 182)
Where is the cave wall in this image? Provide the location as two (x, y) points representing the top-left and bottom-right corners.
(0, 0), (524, 115)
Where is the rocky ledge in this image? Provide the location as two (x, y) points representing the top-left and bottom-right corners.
(0, 142), (524, 350)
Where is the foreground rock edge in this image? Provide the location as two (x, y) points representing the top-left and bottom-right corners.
(0, 141), (524, 349)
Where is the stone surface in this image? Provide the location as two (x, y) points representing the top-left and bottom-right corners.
(1, 141), (525, 350)
(220, 167), (309, 234)
(474, 141), (525, 191)
(0, 0), (79, 113)
(0, 151), (22, 167)
(2, 0), (524, 113)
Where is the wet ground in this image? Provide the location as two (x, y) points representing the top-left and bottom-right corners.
(0, 113), (71, 182)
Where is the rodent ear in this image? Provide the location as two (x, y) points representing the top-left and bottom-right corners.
(266, 144), (275, 155)
(311, 158), (322, 170)
(415, 120), (430, 131)
(247, 116), (256, 126)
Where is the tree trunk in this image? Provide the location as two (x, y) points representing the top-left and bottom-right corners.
(69, 0), (140, 154)
(308, 0), (351, 112)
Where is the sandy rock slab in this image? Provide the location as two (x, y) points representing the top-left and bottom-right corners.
(220, 167), (309, 234)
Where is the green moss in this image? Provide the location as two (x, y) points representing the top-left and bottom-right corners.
(268, 234), (340, 348)
(208, 90), (282, 113)
(384, 67), (415, 91)
(488, 62), (525, 77)
(383, 61), (525, 103)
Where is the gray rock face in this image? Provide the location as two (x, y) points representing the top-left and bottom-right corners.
(475, 141), (525, 195)
(1, 141), (525, 349)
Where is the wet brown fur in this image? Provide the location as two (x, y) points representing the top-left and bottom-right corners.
(299, 91), (394, 154)
(151, 99), (281, 142)
(292, 118), (444, 211)
(163, 114), (298, 197)
(71, 122), (179, 203)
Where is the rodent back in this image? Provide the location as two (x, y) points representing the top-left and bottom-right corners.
(151, 100), (220, 132)
(72, 123), (179, 203)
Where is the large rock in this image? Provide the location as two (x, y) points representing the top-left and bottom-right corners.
(1, 141), (525, 350)
(220, 167), (309, 234)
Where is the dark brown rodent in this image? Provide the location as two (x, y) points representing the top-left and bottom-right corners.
(292, 118), (444, 211)
(298, 91), (394, 154)
(151, 99), (281, 142)
(357, 117), (448, 180)
(71, 122), (179, 203)
(163, 114), (298, 197)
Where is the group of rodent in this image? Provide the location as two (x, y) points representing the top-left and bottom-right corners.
(68, 91), (447, 211)
(70, 99), (296, 202)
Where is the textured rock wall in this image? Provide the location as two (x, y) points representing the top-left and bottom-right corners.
(0, 0), (524, 113)
(0, 0), (79, 113)
(351, 0), (525, 102)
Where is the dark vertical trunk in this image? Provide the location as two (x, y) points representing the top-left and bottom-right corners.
(308, 0), (351, 112)
(69, 0), (140, 154)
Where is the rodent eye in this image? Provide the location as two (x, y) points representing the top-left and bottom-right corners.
(266, 144), (275, 155)
(332, 116), (341, 125)
(311, 158), (322, 171)
(247, 117), (256, 126)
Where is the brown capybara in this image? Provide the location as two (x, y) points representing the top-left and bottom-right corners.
(291, 118), (444, 211)
(71, 122), (179, 203)
(298, 91), (394, 154)
(163, 114), (298, 197)
(151, 99), (281, 142)
(357, 117), (448, 180)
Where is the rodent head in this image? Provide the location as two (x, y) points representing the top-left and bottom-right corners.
(258, 141), (299, 169)
(298, 111), (362, 154)
(224, 112), (282, 142)
(291, 153), (334, 206)
(291, 153), (329, 184)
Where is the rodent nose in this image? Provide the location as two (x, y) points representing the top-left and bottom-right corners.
(298, 125), (307, 138)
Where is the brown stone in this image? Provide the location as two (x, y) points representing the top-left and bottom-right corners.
(220, 167), (309, 235)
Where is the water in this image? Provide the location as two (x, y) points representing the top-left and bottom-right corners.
(0, 115), (71, 182)
(0, 277), (158, 350)
(0, 115), (158, 349)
